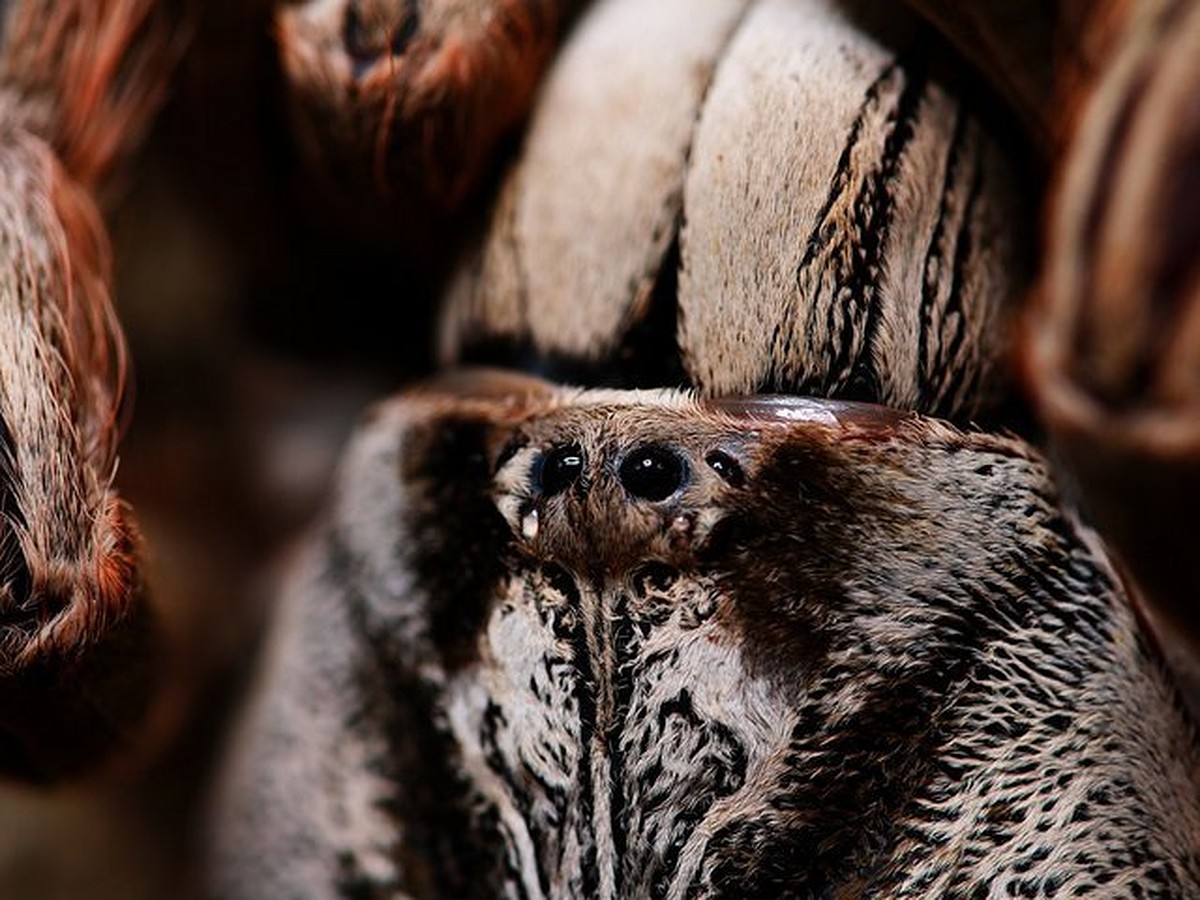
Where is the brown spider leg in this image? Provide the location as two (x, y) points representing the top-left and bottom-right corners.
(0, 0), (184, 782)
(275, 0), (575, 244)
(1026, 0), (1200, 649)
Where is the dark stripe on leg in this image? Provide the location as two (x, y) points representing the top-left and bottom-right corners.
(841, 56), (930, 401)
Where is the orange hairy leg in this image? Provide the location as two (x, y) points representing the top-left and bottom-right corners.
(0, 0), (182, 781)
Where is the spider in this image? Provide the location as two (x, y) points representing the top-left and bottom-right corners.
(0, 0), (1197, 897)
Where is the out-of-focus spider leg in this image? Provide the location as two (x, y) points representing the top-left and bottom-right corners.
(1027, 0), (1200, 648)
(0, 0), (182, 782)
(274, 0), (574, 242)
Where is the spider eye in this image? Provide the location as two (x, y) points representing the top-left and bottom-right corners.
(705, 450), (745, 487)
(538, 445), (584, 497)
(619, 445), (686, 501)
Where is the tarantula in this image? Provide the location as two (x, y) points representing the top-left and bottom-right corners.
(0, 0), (1197, 897)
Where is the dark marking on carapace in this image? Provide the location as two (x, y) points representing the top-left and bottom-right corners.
(700, 437), (900, 684)
(400, 417), (512, 672)
(342, 533), (508, 899)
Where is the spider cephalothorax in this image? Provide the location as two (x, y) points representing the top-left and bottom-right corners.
(213, 373), (1200, 897)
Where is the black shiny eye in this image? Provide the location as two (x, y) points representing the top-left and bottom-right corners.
(538, 444), (584, 496)
(619, 445), (686, 501)
(705, 450), (745, 487)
